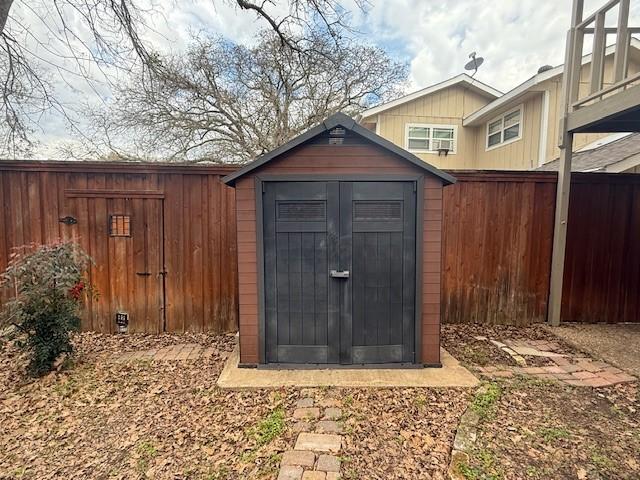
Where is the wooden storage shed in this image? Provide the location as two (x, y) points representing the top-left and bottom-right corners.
(223, 113), (455, 367)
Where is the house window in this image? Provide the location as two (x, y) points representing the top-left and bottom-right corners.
(109, 215), (131, 237)
(406, 124), (457, 154)
(486, 106), (522, 149)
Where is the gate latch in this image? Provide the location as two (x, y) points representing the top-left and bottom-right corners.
(330, 270), (350, 278)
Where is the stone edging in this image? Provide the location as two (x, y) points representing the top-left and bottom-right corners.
(447, 385), (486, 480)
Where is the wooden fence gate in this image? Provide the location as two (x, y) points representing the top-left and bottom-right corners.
(66, 193), (165, 333)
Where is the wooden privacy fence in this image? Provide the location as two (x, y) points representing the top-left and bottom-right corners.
(2, 162), (640, 330)
(442, 172), (556, 326)
(443, 171), (640, 325)
(0, 161), (238, 333)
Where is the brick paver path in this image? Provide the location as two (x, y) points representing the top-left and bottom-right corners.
(111, 343), (217, 363)
(475, 337), (636, 387)
(277, 391), (343, 480)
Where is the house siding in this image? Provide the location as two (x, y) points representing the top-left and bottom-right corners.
(472, 93), (543, 170)
(366, 86), (492, 170)
(361, 49), (640, 171)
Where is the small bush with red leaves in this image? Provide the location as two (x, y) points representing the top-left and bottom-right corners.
(1, 242), (93, 377)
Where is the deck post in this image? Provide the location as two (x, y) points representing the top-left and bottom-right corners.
(548, 129), (573, 327)
(548, 0), (583, 327)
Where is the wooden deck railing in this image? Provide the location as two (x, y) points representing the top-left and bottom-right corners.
(566, 0), (640, 111)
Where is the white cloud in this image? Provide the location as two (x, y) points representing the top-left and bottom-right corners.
(361, 0), (640, 92)
(5, 0), (640, 158)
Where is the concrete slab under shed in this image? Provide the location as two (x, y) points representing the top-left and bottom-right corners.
(217, 346), (478, 389)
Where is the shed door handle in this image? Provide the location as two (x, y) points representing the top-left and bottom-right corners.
(136, 272), (151, 276)
(330, 270), (350, 278)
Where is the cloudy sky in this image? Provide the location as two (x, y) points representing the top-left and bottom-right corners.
(6, 0), (640, 158)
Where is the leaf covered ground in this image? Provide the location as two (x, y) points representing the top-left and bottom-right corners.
(1, 333), (295, 480)
(0, 333), (470, 479)
(442, 324), (640, 480)
(2, 325), (638, 479)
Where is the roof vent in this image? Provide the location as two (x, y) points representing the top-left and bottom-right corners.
(537, 65), (554, 74)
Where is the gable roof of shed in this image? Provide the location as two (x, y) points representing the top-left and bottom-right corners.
(222, 112), (456, 186)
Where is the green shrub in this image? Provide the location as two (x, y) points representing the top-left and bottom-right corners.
(1, 242), (93, 377)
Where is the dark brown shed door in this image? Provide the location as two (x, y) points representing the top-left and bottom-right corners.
(263, 181), (416, 364)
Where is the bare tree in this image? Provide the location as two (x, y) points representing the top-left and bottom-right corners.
(87, 31), (407, 163)
(0, 0), (368, 157)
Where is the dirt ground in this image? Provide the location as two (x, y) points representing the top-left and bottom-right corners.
(0, 333), (470, 480)
(442, 324), (640, 480)
(550, 323), (640, 377)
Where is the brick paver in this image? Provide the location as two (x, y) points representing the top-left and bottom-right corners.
(316, 455), (340, 472)
(111, 344), (215, 363)
(295, 433), (342, 452)
(276, 395), (344, 480)
(316, 420), (342, 434)
(292, 421), (311, 433)
(281, 451), (316, 468)
(301, 472), (325, 480)
(322, 408), (342, 420)
(278, 465), (303, 480)
(475, 336), (637, 388)
(293, 408), (321, 420)
(296, 398), (315, 408)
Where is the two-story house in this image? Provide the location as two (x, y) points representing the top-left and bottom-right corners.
(359, 39), (640, 171)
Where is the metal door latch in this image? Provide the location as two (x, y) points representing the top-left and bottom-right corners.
(330, 270), (350, 278)
(136, 272), (151, 276)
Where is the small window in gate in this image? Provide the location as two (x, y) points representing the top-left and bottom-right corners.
(109, 215), (131, 237)
(353, 201), (402, 221)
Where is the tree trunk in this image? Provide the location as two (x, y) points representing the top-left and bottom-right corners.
(0, 0), (14, 34)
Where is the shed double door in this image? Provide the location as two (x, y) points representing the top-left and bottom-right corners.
(263, 181), (416, 364)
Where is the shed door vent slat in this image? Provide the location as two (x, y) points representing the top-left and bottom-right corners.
(353, 201), (402, 221)
(277, 201), (326, 221)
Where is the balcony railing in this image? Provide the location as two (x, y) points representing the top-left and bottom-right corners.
(564, 0), (639, 113)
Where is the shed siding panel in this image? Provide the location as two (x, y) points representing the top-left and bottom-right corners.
(235, 177), (260, 363)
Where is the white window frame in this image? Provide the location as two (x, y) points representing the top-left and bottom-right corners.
(405, 123), (458, 155)
(485, 104), (524, 151)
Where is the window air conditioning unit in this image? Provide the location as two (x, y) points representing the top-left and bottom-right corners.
(433, 139), (452, 156)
